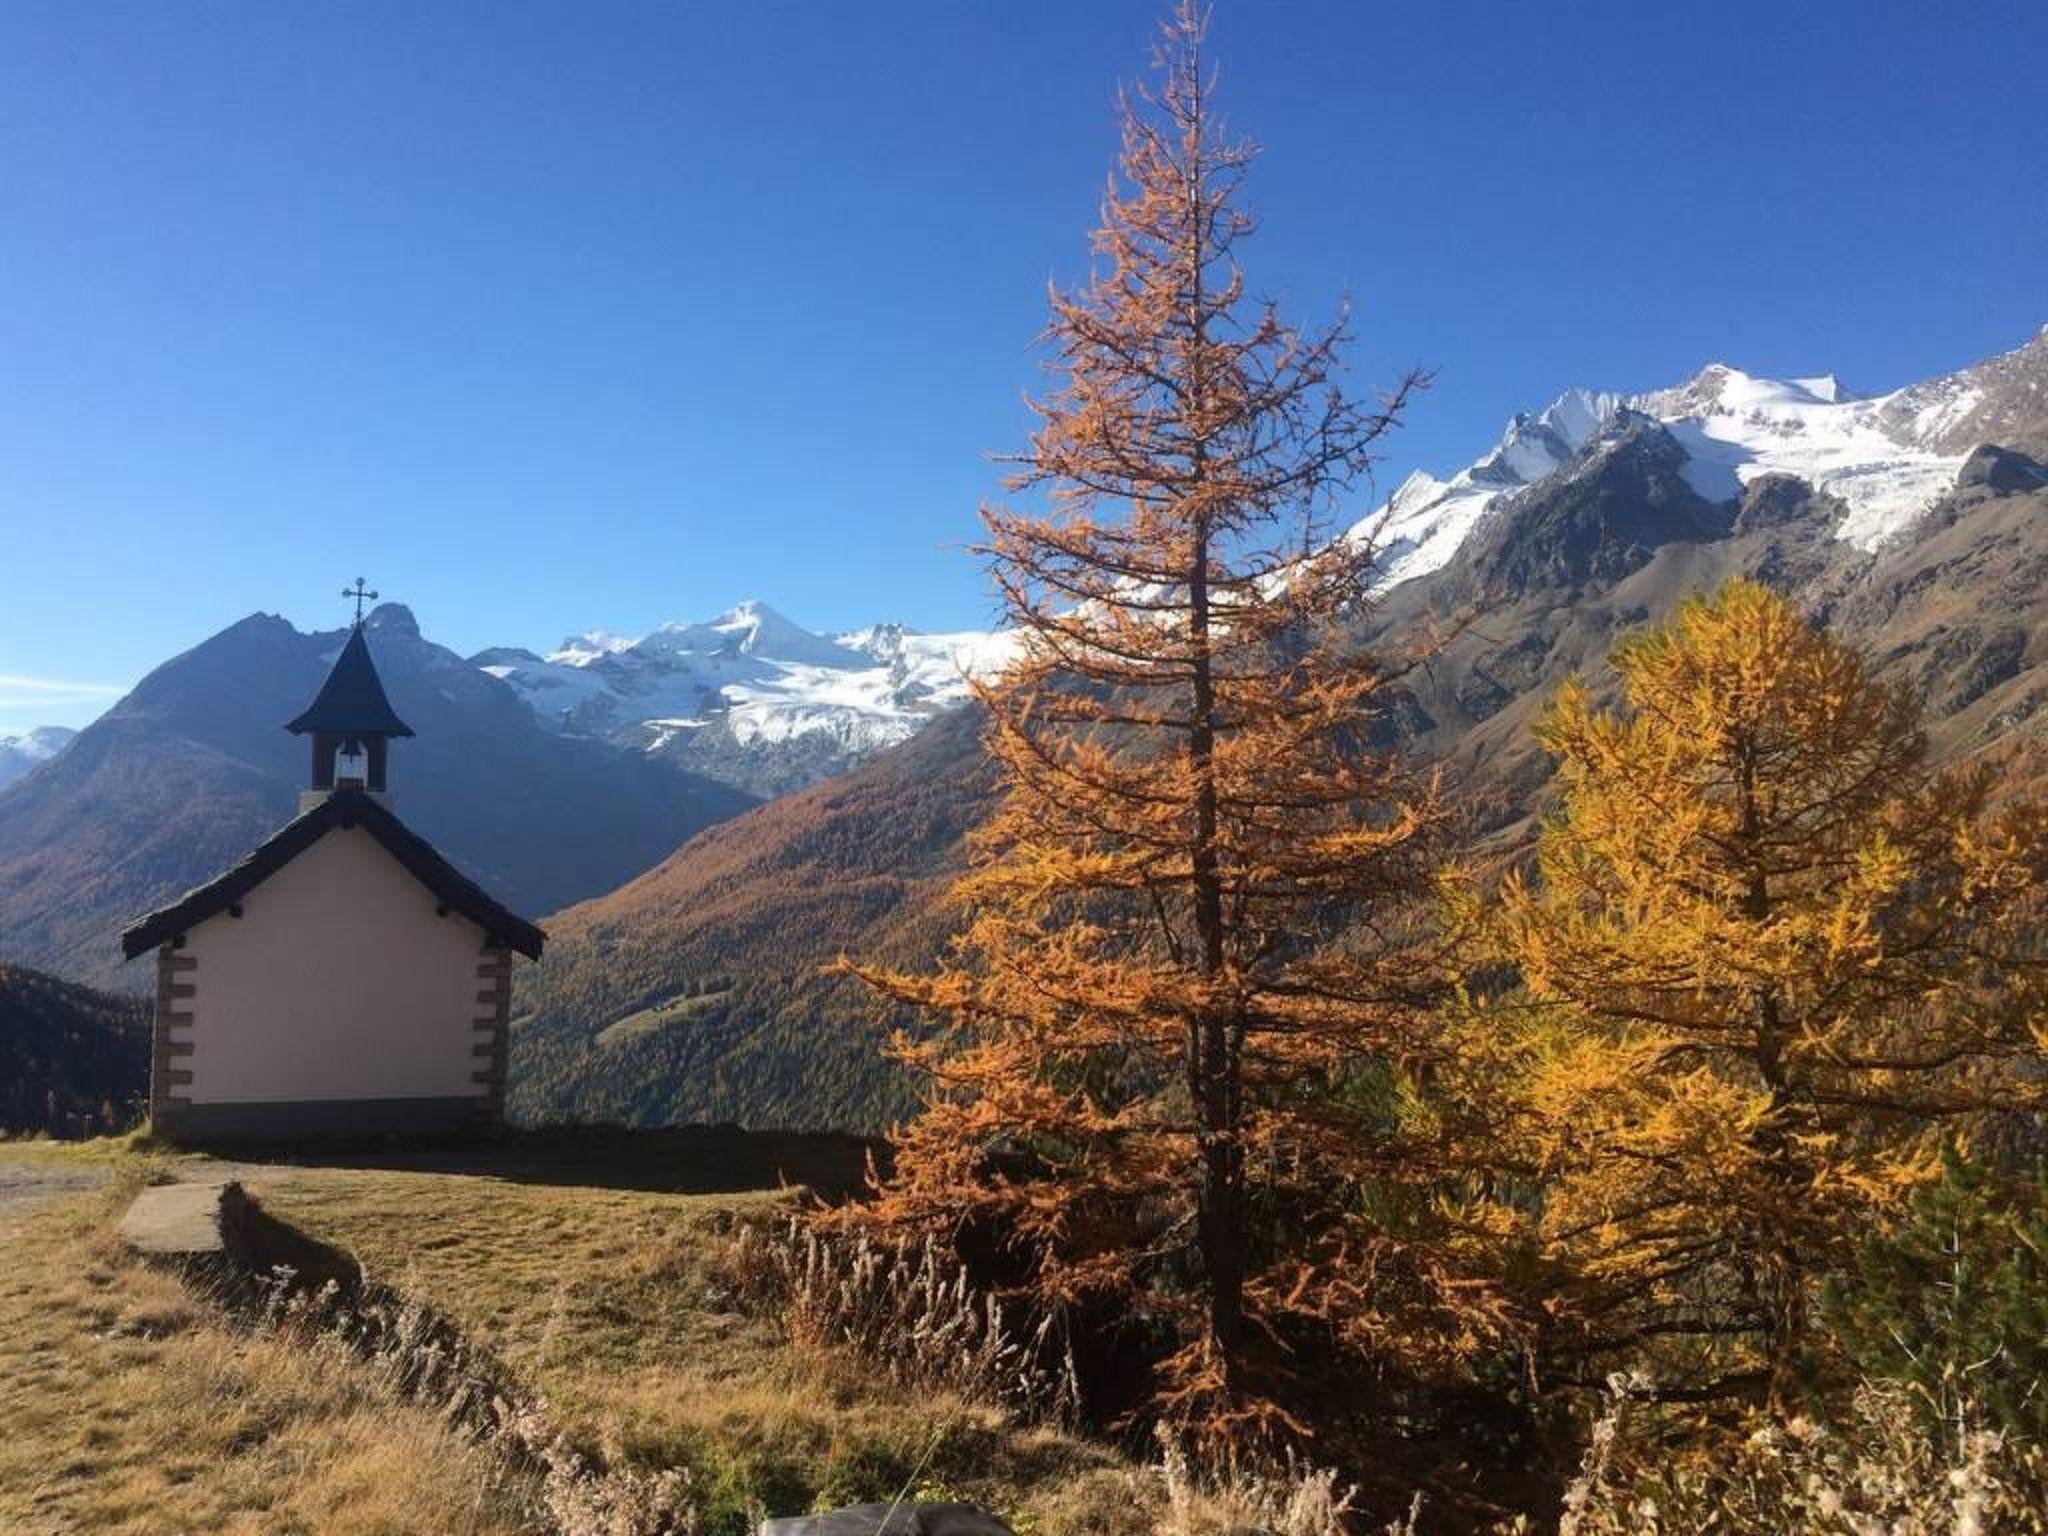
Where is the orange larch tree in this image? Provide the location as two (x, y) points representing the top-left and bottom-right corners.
(842, 3), (1505, 1448)
(1498, 580), (2048, 1412)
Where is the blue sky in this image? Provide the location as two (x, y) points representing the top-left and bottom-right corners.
(3, 0), (2044, 731)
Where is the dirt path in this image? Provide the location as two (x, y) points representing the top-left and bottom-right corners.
(0, 1159), (110, 1234)
(0, 1150), (297, 1236)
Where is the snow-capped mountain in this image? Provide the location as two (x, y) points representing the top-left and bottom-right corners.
(512, 329), (2048, 1136)
(0, 726), (75, 791)
(1360, 387), (1624, 585)
(475, 601), (1011, 798)
(1355, 325), (2048, 584)
(480, 330), (2045, 800)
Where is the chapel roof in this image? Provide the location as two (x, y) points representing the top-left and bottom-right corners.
(285, 625), (415, 739)
(120, 788), (545, 961)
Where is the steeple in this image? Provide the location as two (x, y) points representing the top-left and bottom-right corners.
(287, 585), (413, 802)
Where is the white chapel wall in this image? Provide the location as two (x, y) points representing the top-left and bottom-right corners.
(180, 828), (488, 1104)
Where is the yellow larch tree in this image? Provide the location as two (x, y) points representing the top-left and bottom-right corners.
(840, 3), (1507, 1448)
(1499, 580), (2048, 1412)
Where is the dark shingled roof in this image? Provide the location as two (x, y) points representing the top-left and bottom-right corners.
(285, 625), (415, 738)
(120, 788), (544, 961)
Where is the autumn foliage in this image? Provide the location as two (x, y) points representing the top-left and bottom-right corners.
(1498, 580), (2048, 1409)
(841, 2), (1491, 1448)
(836, 3), (2048, 1504)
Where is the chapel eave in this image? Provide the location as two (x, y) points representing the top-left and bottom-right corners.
(119, 789), (544, 962)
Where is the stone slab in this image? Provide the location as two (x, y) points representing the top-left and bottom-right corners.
(118, 1180), (244, 1258)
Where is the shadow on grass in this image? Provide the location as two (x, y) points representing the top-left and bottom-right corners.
(159, 1122), (885, 1202)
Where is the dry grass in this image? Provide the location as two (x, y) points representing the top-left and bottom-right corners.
(14, 1137), (2040, 1534)
(715, 1216), (1394, 1536)
(241, 1151), (1139, 1535)
(0, 1173), (529, 1536)
(0, 1137), (1366, 1535)
(1154, 1434), (1391, 1536)
(1554, 1374), (2048, 1536)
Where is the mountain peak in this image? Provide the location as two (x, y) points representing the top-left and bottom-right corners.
(1649, 361), (1738, 412)
(364, 603), (420, 638)
(1458, 414), (1733, 594)
(1472, 387), (1623, 487)
(550, 630), (633, 664)
(834, 621), (912, 661)
(710, 598), (801, 637)
(1352, 339), (2035, 591)
(1387, 469), (1445, 513)
(1638, 362), (1853, 418)
(485, 600), (1007, 799)
(0, 726), (77, 792)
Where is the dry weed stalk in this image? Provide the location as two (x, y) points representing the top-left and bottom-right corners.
(249, 1264), (700, 1536)
(1154, 1424), (1385, 1536)
(719, 1216), (1077, 1424)
(1558, 1373), (2048, 1536)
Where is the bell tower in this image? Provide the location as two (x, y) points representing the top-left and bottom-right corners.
(286, 579), (415, 810)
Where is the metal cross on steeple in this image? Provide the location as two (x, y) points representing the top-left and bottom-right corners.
(343, 578), (379, 626)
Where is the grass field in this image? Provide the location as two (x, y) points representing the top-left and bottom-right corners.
(593, 988), (734, 1050)
(0, 1131), (1157, 1536)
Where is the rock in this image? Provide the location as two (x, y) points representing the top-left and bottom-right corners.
(1734, 473), (1832, 534)
(1457, 417), (1734, 596)
(1956, 444), (2048, 496)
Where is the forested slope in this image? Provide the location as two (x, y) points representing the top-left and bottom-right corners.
(509, 703), (994, 1129)
(0, 963), (149, 1136)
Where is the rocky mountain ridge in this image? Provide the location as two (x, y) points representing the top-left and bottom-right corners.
(9, 324), (2043, 1046)
(509, 328), (2048, 1131)
(25, 332), (2037, 821)
(475, 600), (1008, 798)
(1359, 324), (2048, 586)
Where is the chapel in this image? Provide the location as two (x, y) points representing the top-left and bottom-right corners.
(120, 595), (545, 1139)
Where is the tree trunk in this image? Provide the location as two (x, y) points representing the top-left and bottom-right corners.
(1178, 58), (1246, 1399)
(1738, 734), (1805, 1415)
(1186, 507), (1245, 1396)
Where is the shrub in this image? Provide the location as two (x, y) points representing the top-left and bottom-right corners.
(1822, 1143), (2048, 1448)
